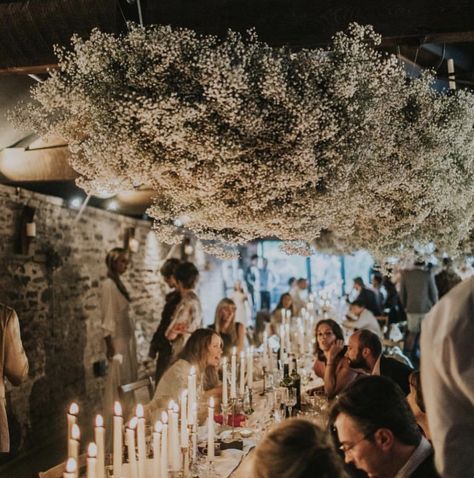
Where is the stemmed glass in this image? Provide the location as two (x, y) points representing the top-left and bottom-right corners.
(284, 387), (297, 418)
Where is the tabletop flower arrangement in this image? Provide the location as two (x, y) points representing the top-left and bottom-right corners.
(11, 23), (474, 259)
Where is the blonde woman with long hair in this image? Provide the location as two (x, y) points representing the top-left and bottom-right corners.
(146, 328), (222, 424)
(210, 298), (245, 356)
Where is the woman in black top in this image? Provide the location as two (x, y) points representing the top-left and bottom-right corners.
(209, 298), (245, 356)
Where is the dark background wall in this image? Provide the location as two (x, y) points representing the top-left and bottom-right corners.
(0, 184), (167, 459)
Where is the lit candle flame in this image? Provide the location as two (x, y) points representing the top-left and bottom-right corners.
(154, 420), (163, 433)
(129, 417), (138, 430)
(161, 411), (168, 424)
(95, 414), (104, 427)
(209, 397), (214, 408)
(69, 402), (79, 415)
(189, 366), (196, 376)
(114, 401), (122, 416)
(88, 442), (97, 458)
(136, 404), (144, 418)
(66, 457), (77, 473)
(71, 423), (80, 440)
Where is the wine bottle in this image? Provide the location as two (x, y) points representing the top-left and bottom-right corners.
(291, 357), (302, 410)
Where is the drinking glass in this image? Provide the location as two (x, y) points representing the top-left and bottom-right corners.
(284, 387), (297, 418)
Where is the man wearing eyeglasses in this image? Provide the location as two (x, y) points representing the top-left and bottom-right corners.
(331, 376), (439, 478)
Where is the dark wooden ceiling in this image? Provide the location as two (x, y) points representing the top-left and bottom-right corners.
(1, 0), (474, 72)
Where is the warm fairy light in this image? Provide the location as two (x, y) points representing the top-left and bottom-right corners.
(209, 397), (214, 408)
(161, 411), (168, 424)
(154, 421), (163, 433)
(129, 417), (138, 430)
(95, 414), (104, 427)
(114, 401), (122, 416)
(136, 404), (144, 418)
(88, 442), (97, 458)
(66, 457), (77, 473)
(71, 424), (80, 440)
(69, 402), (79, 415)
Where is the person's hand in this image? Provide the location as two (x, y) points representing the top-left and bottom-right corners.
(327, 340), (344, 362)
(172, 323), (188, 336)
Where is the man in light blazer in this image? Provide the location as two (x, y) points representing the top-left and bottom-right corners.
(0, 304), (29, 453)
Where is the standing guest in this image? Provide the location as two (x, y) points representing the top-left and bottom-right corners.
(434, 257), (461, 299)
(313, 320), (361, 399)
(101, 248), (138, 417)
(230, 280), (251, 327)
(291, 278), (308, 316)
(345, 330), (412, 395)
(165, 262), (201, 359)
(352, 277), (381, 316)
(399, 259), (438, 365)
(382, 275), (407, 324)
(245, 254), (259, 312)
(270, 292), (294, 334)
(331, 376), (439, 478)
(148, 258), (181, 386)
(209, 298), (245, 356)
(371, 273), (385, 313)
(421, 277), (474, 478)
(343, 300), (382, 338)
(252, 418), (348, 478)
(258, 258), (275, 311)
(0, 304), (28, 453)
(407, 371), (431, 441)
(146, 329), (222, 424)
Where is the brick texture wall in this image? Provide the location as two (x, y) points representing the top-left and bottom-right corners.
(0, 184), (169, 456)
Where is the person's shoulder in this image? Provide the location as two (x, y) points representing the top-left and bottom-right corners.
(411, 450), (440, 478)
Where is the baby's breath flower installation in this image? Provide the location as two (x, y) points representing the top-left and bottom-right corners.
(11, 23), (474, 259)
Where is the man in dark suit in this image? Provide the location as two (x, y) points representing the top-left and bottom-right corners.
(353, 277), (382, 316)
(346, 329), (412, 395)
(331, 376), (440, 478)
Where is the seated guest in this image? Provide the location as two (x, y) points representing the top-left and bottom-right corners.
(313, 319), (362, 399)
(252, 418), (348, 478)
(352, 277), (381, 316)
(345, 330), (412, 394)
(407, 371), (431, 441)
(331, 376), (439, 478)
(344, 300), (382, 338)
(209, 298), (245, 356)
(270, 292), (294, 334)
(146, 329), (222, 424)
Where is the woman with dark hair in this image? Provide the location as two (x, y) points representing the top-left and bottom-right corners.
(209, 298), (245, 356)
(101, 248), (138, 434)
(270, 292), (294, 334)
(252, 418), (348, 478)
(313, 319), (360, 398)
(146, 328), (222, 423)
(165, 261), (202, 359)
(407, 370), (431, 440)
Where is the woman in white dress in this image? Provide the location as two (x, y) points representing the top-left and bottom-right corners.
(146, 328), (222, 424)
(101, 248), (138, 423)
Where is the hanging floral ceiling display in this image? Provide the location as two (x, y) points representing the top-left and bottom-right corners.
(11, 23), (474, 259)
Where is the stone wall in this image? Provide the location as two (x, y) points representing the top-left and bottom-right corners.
(0, 184), (169, 457)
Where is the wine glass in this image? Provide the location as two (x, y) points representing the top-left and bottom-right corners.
(284, 387), (297, 418)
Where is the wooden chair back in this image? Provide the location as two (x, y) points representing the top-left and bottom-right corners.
(119, 376), (154, 403)
(38, 454), (86, 478)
